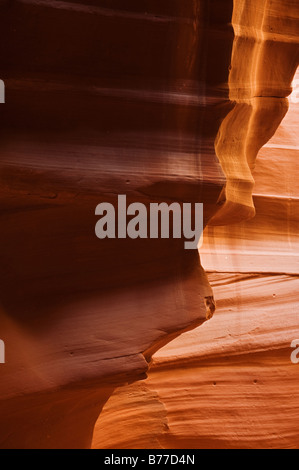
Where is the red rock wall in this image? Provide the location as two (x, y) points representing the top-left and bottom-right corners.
(92, 68), (299, 449)
(92, 3), (299, 450)
(0, 0), (233, 448)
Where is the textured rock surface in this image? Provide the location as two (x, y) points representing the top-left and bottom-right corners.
(93, 273), (299, 449)
(92, 69), (299, 449)
(0, 0), (230, 448)
(0, 0), (298, 449)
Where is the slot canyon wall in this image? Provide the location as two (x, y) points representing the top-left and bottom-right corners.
(92, 78), (299, 447)
(0, 0), (298, 449)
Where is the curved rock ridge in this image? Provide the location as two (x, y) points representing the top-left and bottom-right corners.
(210, 0), (299, 226)
(201, 68), (299, 275)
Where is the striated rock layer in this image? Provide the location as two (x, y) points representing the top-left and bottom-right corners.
(93, 273), (299, 449)
(92, 62), (299, 450)
(0, 0), (232, 448)
(92, 2), (299, 451)
(0, 0), (298, 448)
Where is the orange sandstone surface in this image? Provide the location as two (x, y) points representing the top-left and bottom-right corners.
(92, 69), (299, 449)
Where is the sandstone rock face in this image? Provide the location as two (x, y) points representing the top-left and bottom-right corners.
(92, 69), (299, 450)
(93, 273), (299, 449)
(0, 0), (298, 449)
